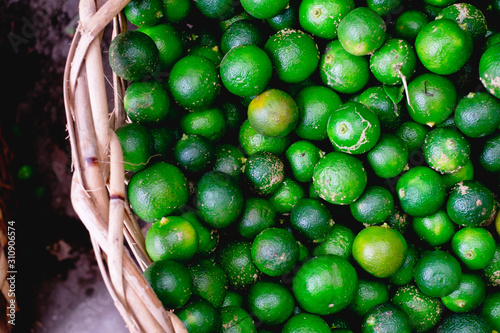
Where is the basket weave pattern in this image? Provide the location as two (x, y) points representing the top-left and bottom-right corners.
(63, 0), (187, 331)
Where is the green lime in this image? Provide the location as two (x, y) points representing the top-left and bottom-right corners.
(436, 3), (487, 41)
(482, 244), (500, 287)
(195, 171), (244, 228)
(176, 298), (220, 333)
(395, 121), (430, 153)
(163, 0), (190, 23)
(187, 45), (223, 65)
(212, 144), (245, 180)
(481, 292), (500, 331)
(220, 44), (272, 98)
(412, 209), (456, 247)
(349, 279), (389, 316)
(327, 102), (381, 155)
(247, 280), (295, 325)
(143, 258), (192, 309)
(406, 73), (457, 127)
(394, 9), (429, 41)
(294, 85), (343, 141)
(446, 180), (496, 227)
(174, 134), (215, 173)
(193, 0), (238, 20)
(480, 133), (500, 173)
(220, 19), (264, 54)
(145, 216), (198, 262)
(362, 303), (411, 333)
(389, 243), (419, 286)
(282, 313), (331, 333)
(313, 152), (368, 205)
(116, 123), (155, 172)
(266, 3), (298, 31)
(337, 7), (387, 56)
(220, 306), (257, 332)
(435, 313), (492, 333)
(139, 23), (184, 70)
(370, 38), (417, 86)
(441, 273), (486, 313)
(298, 0), (355, 39)
(392, 283), (443, 332)
(269, 177), (305, 214)
(290, 198), (334, 243)
(181, 210), (218, 256)
(238, 197), (276, 239)
(124, 0), (164, 27)
(350, 186), (395, 225)
(240, 0), (289, 19)
(442, 159), (474, 190)
(244, 151), (285, 196)
(248, 89), (299, 137)
(218, 240), (261, 290)
(264, 29), (319, 83)
(221, 291), (243, 308)
(239, 119), (291, 156)
(188, 258), (228, 308)
(352, 225), (408, 278)
(180, 107), (227, 142)
(124, 81), (170, 124)
(128, 162), (189, 223)
(150, 126), (176, 158)
(366, 133), (409, 179)
(451, 227), (496, 270)
(356, 85), (403, 131)
(251, 227), (300, 276)
(320, 39), (370, 94)
(414, 250), (462, 298)
(396, 166), (446, 217)
(415, 18), (473, 75)
(168, 55), (221, 111)
(455, 92), (500, 138)
(422, 127), (471, 174)
(312, 223), (355, 260)
(293, 255), (358, 315)
(108, 30), (159, 82)
(285, 140), (324, 183)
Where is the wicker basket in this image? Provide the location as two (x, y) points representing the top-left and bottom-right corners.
(63, 0), (187, 331)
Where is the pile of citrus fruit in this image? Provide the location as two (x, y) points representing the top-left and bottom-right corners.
(109, 0), (500, 331)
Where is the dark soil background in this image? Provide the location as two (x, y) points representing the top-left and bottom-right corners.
(1, 0), (128, 331)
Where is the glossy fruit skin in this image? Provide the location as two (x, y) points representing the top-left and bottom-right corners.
(193, 0), (238, 20)
(441, 273), (486, 313)
(352, 226), (408, 278)
(394, 9), (429, 41)
(251, 227), (300, 276)
(124, 81), (170, 125)
(395, 121), (430, 152)
(313, 224), (355, 260)
(442, 159), (474, 190)
(239, 120), (291, 156)
(437, 3), (487, 41)
(369, 38), (417, 86)
(451, 227), (496, 270)
(139, 23), (183, 70)
(389, 243), (419, 286)
(240, 0), (289, 19)
(220, 44), (272, 98)
(435, 313), (492, 333)
(282, 313), (331, 333)
(286, 140), (323, 183)
(128, 162), (189, 223)
(326, 102), (381, 155)
(454, 91), (500, 138)
(481, 292), (500, 330)
(446, 180), (496, 227)
(269, 177), (305, 214)
(298, 0), (355, 39)
(480, 43), (500, 98)
(350, 186), (395, 225)
(320, 39), (370, 94)
(337, 7), (387, 56)
(392, 283), (443, 332)
(415, 18), (473, 75)
(168, 55), (221, 111)
(145, 216), (198, 262)
(116, 123), (155, 172)
(238, 197), (276, 239)
(412, 209), (456, 247)
(244, 151), (285, 196)
(143, 259), (193, 309)
(367, 133), (408, 179)
(109, 30), (159, 82)
(218, 241), (261, 291)
(396, 166), (446, 218)
(349, 279), (389, 316)
(163, 0), (190, 23)
(124, 0), (164, 27)
(220, 20), (264, 54)
(247, 280), (295, 325)
(220, 306), (257, 332)
(362, 303), (411, 333)
(422, 127), (471, 174)
(290, 198), (334, 243)
(480, 134), (500, 172)
(292, 255), (358, 315)
(187, 258), (228, 308)
(174, 134), (215, 173)
(406, 73), (457, 127)
(176, 299), (221, 333)
(213, 144), (245, 180)
(180, 107), (227, 142)
(195, 171), (244, 229)
(414, 250), (462, 298)
(313, 152), (368, 205)
(264, 29), (319, 83)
